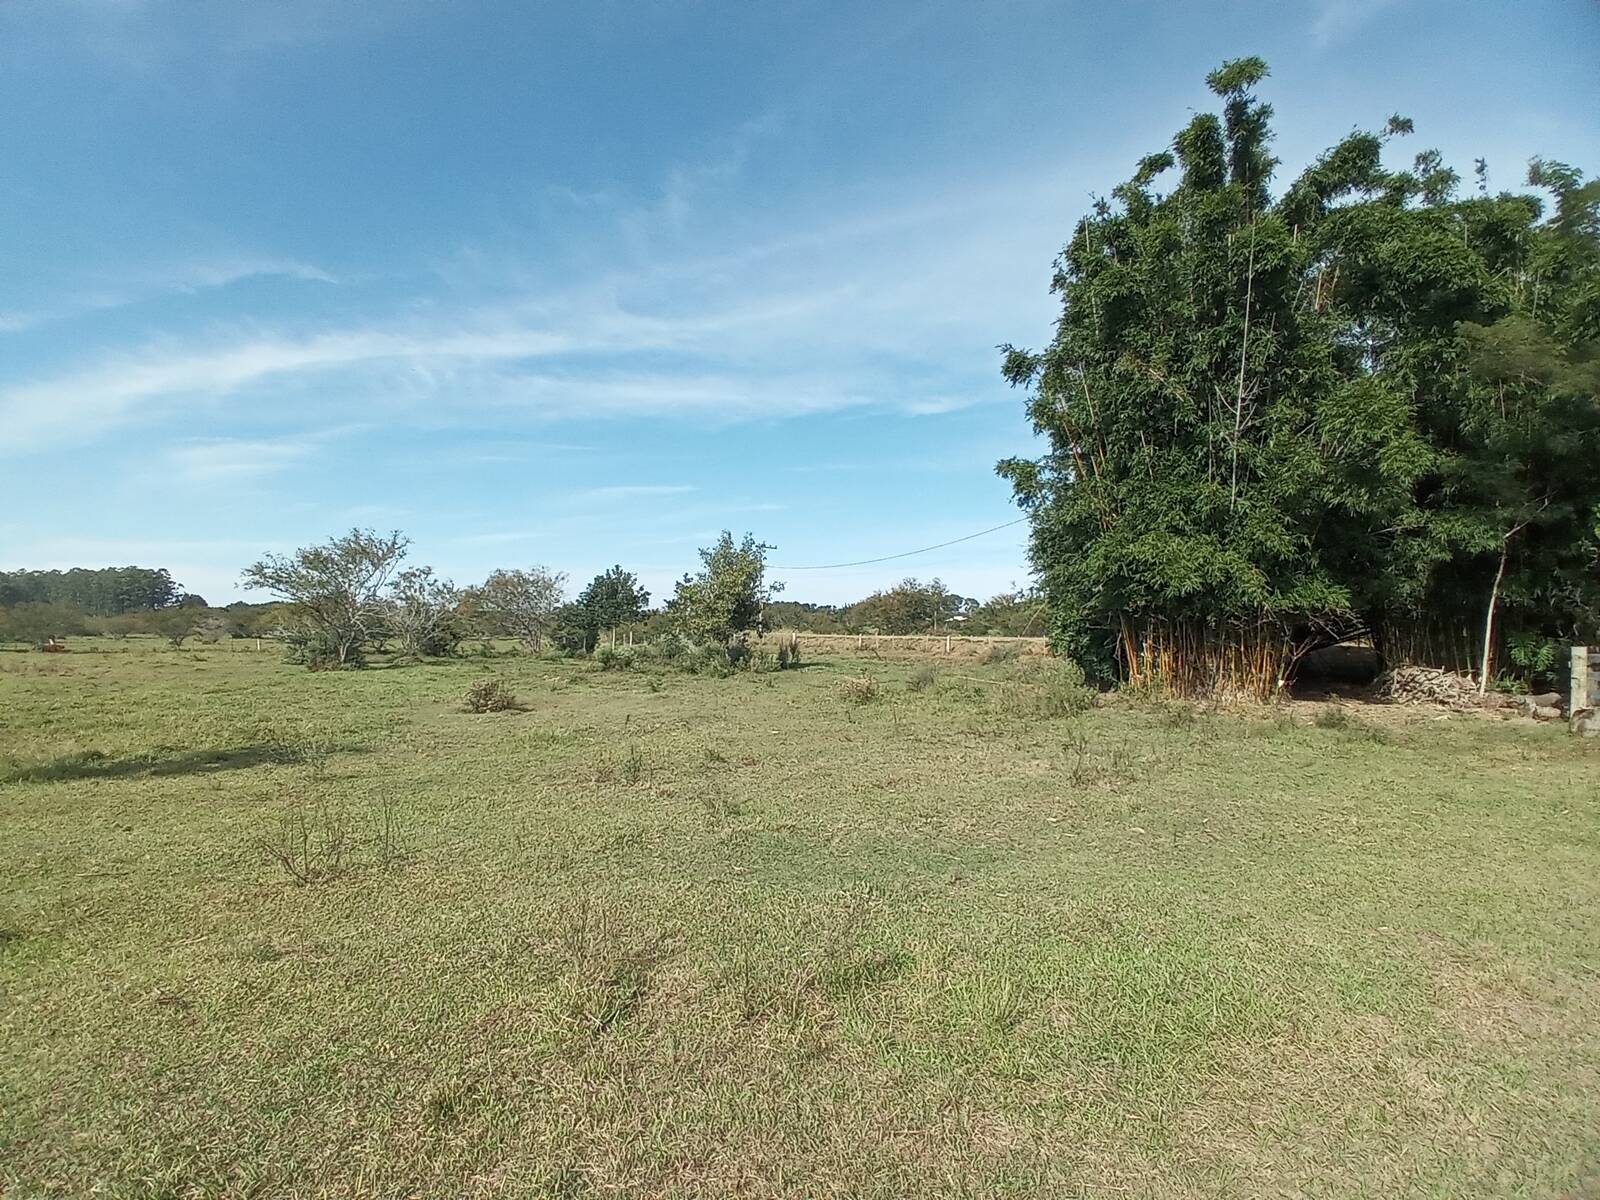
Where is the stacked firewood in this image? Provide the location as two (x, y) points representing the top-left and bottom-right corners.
(1370, 666), (1478, 707)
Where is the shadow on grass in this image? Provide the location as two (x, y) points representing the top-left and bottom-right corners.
(1, 744), (367, 784)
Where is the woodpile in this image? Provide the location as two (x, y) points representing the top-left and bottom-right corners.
(1371, 668), (1575, 721)
(1370, 666), (1478, 707)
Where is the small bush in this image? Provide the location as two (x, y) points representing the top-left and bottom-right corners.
(688, 643), (735, 677)
(463, 678), (519, 713)
(749, 648), (777, 674)
(595, 645), (638, 672)
(841, 673), (880, 704)
(907, 665), (939, 692)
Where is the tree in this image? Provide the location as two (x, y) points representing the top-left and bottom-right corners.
(387, 567), (465, 658)
(761, 600), (846, 633)
(144, 605), (203, 647)
(573, 566), (650, 651)
(240, 529), (409, 669)
(965, 587), (1049, 636)
(843, 578), (971, 634)
(668, 532), (779, 652)
(0, 567), (181, 614)
(473, 566), (567, 652)
(0, 602), (88, 647)
(998, 57), (1597, 696)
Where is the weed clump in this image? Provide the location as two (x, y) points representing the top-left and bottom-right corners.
(257, 794), (413, 884)
(1313, 705), (1352, 729)
(841, 674), (880, 704)
(463, 678), (519, 713)
(619, 741), (645, 785)
(258, 799), (353, 884)
(773, 631), (803, 669)
(982, 642), (1021, 665)
(1313, 705), (1386, 740)
(907, 665), (939, 692)
(997, 657), (1093, 718)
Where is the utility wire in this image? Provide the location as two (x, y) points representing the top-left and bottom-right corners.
(771, 516), (1028, 571)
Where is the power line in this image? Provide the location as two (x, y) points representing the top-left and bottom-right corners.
(771, 516), (1029, 571)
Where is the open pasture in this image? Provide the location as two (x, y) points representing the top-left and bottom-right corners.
(2, 640), (1598, 1198)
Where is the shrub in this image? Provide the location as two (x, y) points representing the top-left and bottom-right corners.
(595, 644), (638, 672)
(1507, 631), (1564, 682)
(283, 623), (365, 671)
(463, 678), (519, 713)
(907, 665), (939, 692)
(841, 673), (880, 704)
(687, 643), (735, 677)
(258, 799), (353, 884)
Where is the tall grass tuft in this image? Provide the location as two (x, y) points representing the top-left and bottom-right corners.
(840, 674), (880, 704)
(997, 658), (1093, 718)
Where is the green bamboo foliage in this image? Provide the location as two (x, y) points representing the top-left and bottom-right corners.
(1001, 59), (1600, 697)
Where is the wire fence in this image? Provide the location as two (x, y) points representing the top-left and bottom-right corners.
(758, 630), (1049, 660)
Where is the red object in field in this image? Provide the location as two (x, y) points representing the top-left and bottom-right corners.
(40, 639), (67, 653)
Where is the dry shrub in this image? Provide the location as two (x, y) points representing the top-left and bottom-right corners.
(257, 794), (413, 884)
(907, 664), (939, 692)
(840, 673), (880, 704)
(258, 799), (353, 884)
(463, 678), (519, 713)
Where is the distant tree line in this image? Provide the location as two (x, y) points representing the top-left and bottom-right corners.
(0, 567), (192, 615)
(1000, 58), (1600, 698)
(0, 553), (1047, 654)
(763, 580), (1047, 636)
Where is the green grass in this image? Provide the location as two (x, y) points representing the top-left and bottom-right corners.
(2, 638), (1598, 1198)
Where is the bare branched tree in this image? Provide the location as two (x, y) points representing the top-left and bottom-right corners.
(387, 566), (463, 658)
(241, 529), (409, 668)
(472, 566), (566, 652)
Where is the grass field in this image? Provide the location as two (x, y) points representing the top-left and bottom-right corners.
(2, 639), (1598, 1198)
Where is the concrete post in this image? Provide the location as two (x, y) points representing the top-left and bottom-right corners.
(1575, 645), (1593, 714)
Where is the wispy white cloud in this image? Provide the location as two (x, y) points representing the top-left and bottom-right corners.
(573, 484), (697, 502)
(7, 0), (422, 75)
(0, 256), (335, 335)
(1310, 0), (1402, 46)
(163, 435), (316, 483)
(0, 129), (1070, 456)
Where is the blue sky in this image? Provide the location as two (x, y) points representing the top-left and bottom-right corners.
(2, 1), (1596, 606)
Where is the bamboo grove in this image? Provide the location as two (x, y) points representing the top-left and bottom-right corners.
(999, 58), (1600, 700)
